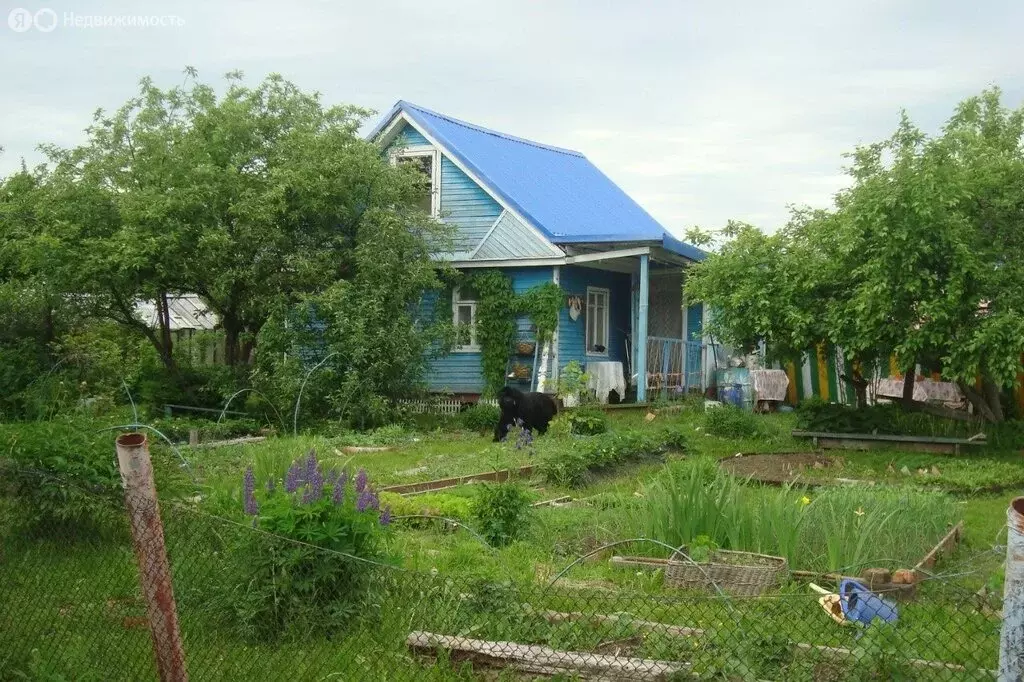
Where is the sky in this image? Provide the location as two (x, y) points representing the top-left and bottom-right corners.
(2, 0), (1023, 237)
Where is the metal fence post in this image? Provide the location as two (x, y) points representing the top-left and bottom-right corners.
(116, 433), (188, 682)
(1000, 496), (1024, 681)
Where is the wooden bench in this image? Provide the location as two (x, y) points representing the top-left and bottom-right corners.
(792, 430), (986, 455)
(163, 404), (248, 419)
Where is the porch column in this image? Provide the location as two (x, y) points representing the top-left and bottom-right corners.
(636, 254), (650, 402)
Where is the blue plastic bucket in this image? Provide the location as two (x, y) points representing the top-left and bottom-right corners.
(838, 579), (898, 625)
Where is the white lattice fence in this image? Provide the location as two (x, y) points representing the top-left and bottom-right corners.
(398, 398), (498, 415)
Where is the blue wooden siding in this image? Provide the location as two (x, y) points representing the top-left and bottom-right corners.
(557, 266), (631, 373)
(395, 123), (430, 147)
(423, 267), (554, 394)
(419, 289), (483, 394)
(384, 122), (501, 256)
(440, 156), (502, 255)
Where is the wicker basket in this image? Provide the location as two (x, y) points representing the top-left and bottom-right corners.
(516, 341), (537, 356)
(510, 364), (532, 381)
(665, 549), (787, 597)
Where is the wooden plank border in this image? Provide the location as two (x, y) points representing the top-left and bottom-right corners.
(381, 465), (534, 495)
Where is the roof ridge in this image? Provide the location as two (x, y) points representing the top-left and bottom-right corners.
(399, 100), (585, 158)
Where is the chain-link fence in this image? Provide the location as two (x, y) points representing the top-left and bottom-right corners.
(1, 467), (1009, 681)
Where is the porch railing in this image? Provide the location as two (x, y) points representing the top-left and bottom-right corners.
(645, 336), (704, 397)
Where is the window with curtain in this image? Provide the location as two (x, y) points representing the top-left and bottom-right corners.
(586, 287), (609, 355)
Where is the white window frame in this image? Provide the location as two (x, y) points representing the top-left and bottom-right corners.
(451, 286), (480, 352)
(585, 286), (610, 357)
(392, 145), (441, 218)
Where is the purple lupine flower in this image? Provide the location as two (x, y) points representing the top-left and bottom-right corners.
(308, 465), (325, 502)
(243, 466), (259, 516)
(305, 449), (319, 481)
(368, 488), (380, 511)
(332, 478), (346, 506)
(355, 468), (368, 494)
(379, 505), (392, 527)
(356, 487), (372, 512)
(327, 468), (338, 485)
(284, 460), (302, 493)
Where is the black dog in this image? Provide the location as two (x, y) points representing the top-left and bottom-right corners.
(493, 386), (558, 442)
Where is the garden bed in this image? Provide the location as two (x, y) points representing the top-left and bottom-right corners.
(720, 452), (839, 484)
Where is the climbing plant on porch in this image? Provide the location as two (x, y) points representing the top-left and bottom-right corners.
(462, 270), (562, 395)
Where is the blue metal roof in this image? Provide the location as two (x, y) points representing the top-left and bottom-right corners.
(369, 101), (706, 262)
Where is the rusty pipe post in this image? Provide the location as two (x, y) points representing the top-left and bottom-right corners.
(1000, 497), (1024, 681)
(116, 433), (188, 682)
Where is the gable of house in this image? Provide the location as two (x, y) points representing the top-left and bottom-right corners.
(385, 121), (561, 260)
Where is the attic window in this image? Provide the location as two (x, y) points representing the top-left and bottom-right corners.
(394, 147), (440, 217)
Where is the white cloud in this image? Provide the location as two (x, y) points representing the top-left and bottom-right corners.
(1, 0), (1023, 238)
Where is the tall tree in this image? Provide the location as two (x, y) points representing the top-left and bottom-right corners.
(21, 70), (447, 379)
(687, 88), (1024, 420)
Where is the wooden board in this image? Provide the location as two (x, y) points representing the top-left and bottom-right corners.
(792, 430), (985, 455)
(913, 521), (964, 574)
(528, 610), (993, 676)
(381, 466), (534, 495)
(406, 630), (688, 680)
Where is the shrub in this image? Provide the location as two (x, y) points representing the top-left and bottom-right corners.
(459, 402), (500, 433)
(537, 428), (683, 488)
(795, 399), (1004, 442)
(566, 407), (607, 435)
(702, 405), (769, 439)
(228, 453), (391, 640)
(0, 420), (122, 533)
(796, 398), (898, 434)
(332, 423), (411, 447)
(546, 414), (574, 439)
(472, 481), (533, 547)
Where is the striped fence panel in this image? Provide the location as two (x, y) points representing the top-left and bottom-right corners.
(398, 398), (498, 415)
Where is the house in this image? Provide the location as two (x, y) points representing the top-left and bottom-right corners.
(135, 294), (224, 365)
(369, 102), (710, 403)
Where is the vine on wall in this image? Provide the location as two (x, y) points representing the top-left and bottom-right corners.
(462, 271), (563, 395)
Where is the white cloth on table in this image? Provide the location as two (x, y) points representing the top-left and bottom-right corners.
(750, 369), (790, 402)
(586, 361), (626, 404)
(876, 377), (964, 406)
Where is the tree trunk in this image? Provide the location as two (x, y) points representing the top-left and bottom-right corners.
(957, 379), (1004, 423)
(984, 378), (1005, 422)
(241, 337), (255, 365)
(901, 366), (916, 405)
(839, 372), (870, 408)
(224, 321), (241, 366)
(156, 292), (175, 370)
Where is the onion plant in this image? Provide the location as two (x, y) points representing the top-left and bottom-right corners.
(634, 458), (958, 572)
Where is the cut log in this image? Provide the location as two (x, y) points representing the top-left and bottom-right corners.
(406, 630), (688, 680)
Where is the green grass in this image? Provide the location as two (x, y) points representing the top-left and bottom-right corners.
(1, 406), (1015, 679)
